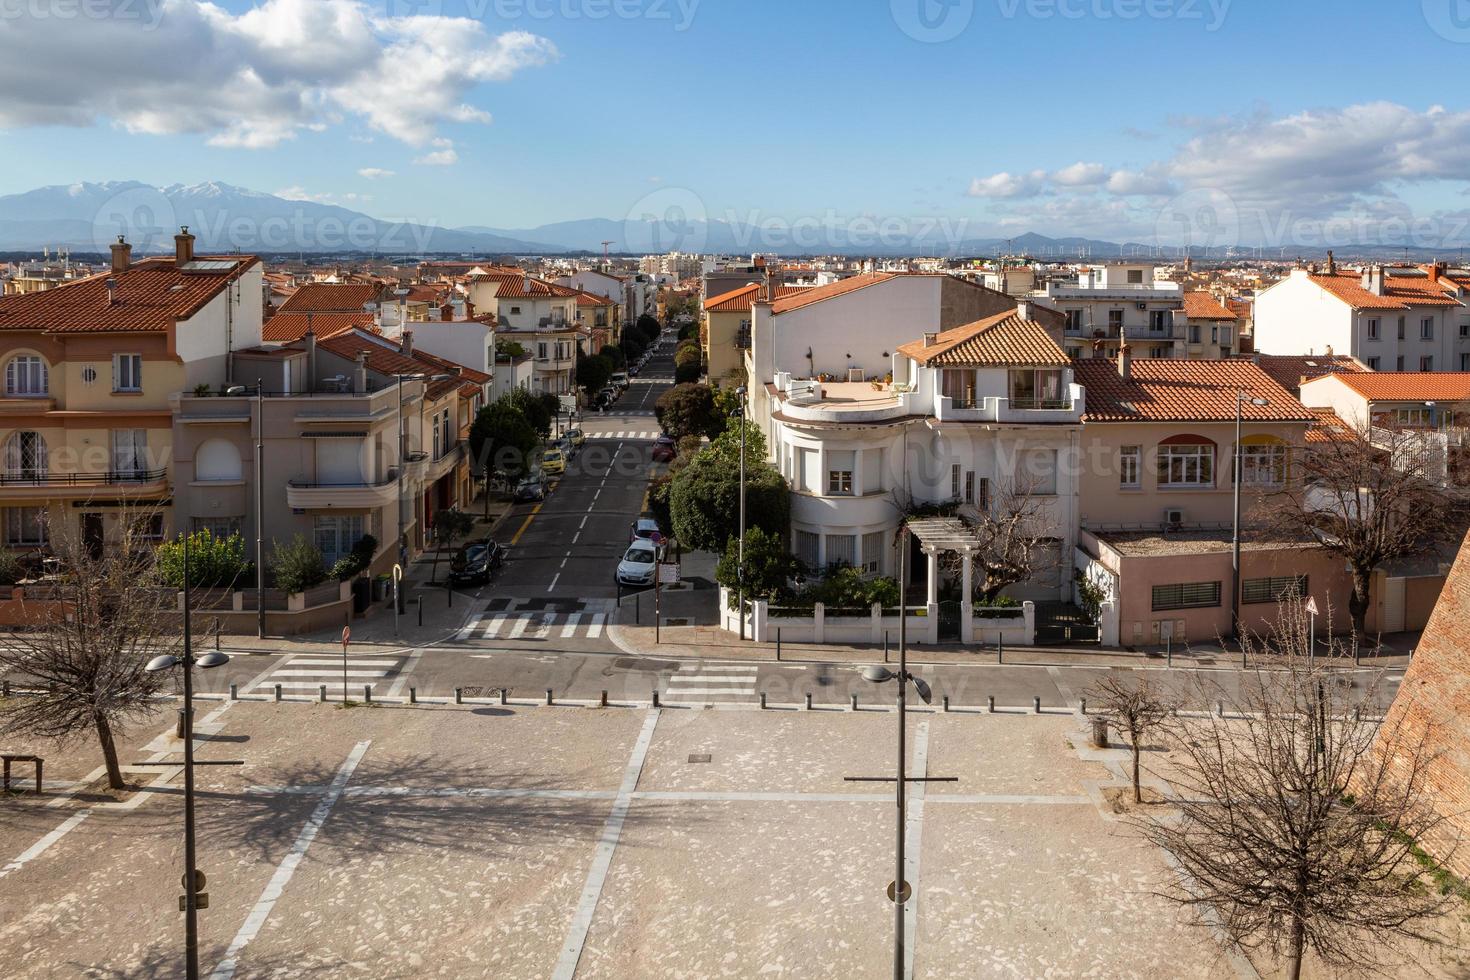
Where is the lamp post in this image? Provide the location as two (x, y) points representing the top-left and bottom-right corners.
(859, 527), (932, 980)
(1232, 392), (1270, 639)
(735, 384), (748, 641)
(226, 380), (265, 637)
(394, 373), (453, 577)
(145, 535), (230, 979)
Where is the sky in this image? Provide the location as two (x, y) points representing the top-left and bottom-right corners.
(2, 0), (1470, 247)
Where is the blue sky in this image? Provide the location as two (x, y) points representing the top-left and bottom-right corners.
(3, 0), (1470, 244)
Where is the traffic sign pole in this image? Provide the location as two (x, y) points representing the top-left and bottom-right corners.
(341, 626), (351, 703)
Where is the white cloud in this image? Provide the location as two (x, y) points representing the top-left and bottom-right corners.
(967, 170), (1047, 199)
(357, 168), (395, 179)
(0, 0), (558, 149)
(1105, 169), (1174, 196)
(414, 139), (458, 166)
(1052, 162), (1108, 187)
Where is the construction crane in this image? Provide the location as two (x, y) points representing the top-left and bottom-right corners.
(601, 241), (615, 263)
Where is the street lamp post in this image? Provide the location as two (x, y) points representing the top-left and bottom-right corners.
(1232, 392), (1270, 638)
(145, 535), (230, 980)
(735, 385), (748, 641)
(226, 380), (265, 637)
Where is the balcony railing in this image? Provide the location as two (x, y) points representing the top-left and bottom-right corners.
(1009, 398), (1074, 410)
(286, 467), (400, 490)
(0, 468), (167, 487)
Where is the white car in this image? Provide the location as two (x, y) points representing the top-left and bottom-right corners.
(610, 371), (630, 390)
(616, 539), (658, 587)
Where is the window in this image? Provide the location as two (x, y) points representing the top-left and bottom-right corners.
(1150, 310), (1169, 332)
(113, 353), (142, 392)
(1152, 581), (1221, 611)
(1064, 309), (1083, 333)
(825, 534), (856, 572)
(1396, 356), (1405, 371)
(4, 506), (46, 546)
(978, 477), (991, 513)
(795, 530), (819, 570)
(1120, 446), (1141, 488)
(5, 355), (47, 396)
(1009, 368), (1065, 408)
(1421, 356), (1434, 371)
(313, 515), (365, 566)
(1210, 326), (1219, 344)
(111, 429), (149, 476)
(1127, 269), (1144, 284)
(193, 516), (243, 538)
(1461, 354), (1469, 371)
(510, 306), (522, 315)
(1158, 442), (1214, 487)
(1395, 408), (1433, 427)
(1239, 443), (1287, 486)
(827, 468), (853, 495)
(951, 463), (961, 500)
(861, 531), (884, 575)
(941, 369), (974, 408)
(1367, 357), (1381, 370)
(827, 450), (854, 495)
(1422, 317), (1434, 340)
(1398, 317), (1406, 341)
(1107, 309), (1124, 333)
(1188, 324), (1201, 344)
(1242, 575), (1308, 605)
(1460, 322), (1469, 339)
(441, 410), (452, 455)
(4, 430), (46, 479)
(132, 514), (165, 542)
(1366, 318), (1379, 340)
(537, 342), (548, 360)
(964, 471), (975, 505)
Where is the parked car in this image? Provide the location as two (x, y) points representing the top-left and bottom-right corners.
(610, 371), (630, 390)
(540, 447), (566, 476)
(595, 387), (618, 409)
(555, 435), (575, 459)
(650, 435), (677, 462)
(513, 476), (545, 502)
(449, 540), (505, 586)
(616, 539), (658, 587)
(630, 517), (661, 542)
(566, 428), (586, 449)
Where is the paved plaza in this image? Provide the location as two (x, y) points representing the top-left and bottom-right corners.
(0, 695), (1462, 978)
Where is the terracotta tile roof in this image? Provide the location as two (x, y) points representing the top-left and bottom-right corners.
(776, 284), (812, 298)
(1181, 291), (1235, 320)
(470, 273), (579, 300)
(262, 311), (376, 343)
(1226, 298), (1252, 317)
(0, 256), (259, 333)
(1250, 353), (1367, 395)
(896, 310), (1069, 367)
(1324, 371), (1470, 402)
(1306, 272), (1464, 310)
(277, 282), (382, 314)
(1074, 357), (1315, 423)
(575, 290), (614, 307)
(704, 282), (761, 313)
(769, 273), (894, 314)
(315, 331), (484, 399)
(1305, 407), (1355, 444)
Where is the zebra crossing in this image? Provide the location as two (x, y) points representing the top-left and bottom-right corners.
(454, 597), (615, 643)
(578, 429), (661, 441)
(663, 663), (760, 703)
(246, 653), (408, 695)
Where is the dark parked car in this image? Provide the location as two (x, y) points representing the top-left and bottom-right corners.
(651, 435), (677, 462)
(449, 540), (505, 586)
(513, 475), (546, 502)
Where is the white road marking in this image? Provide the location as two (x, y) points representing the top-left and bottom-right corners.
(579, 516), (588, 529)
(210, 741), (370, 980)
(547, 573), (560, 593)
(904, 721), (930, 980)
(284, 659), (391, 667)
(271, 670), (387, 678)
(530, 612), (555, 638)
(561, 613), (582, 637)
(481, 614), (508, 639)
(455, 610), (483, 641)
(0, 810), (91, 882)
(385, 648), (422, 699)
(587, 613), (605, 638)
(552, 710), (659, 980)
(507, 614), (531, 640)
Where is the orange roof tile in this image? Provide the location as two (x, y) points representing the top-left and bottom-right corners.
(277, 282), (382, 313)
(1181, 291), (1235, 320)
(1250, 354), (1367, 395)
(315, 331), (484, 399)
(575, 290), (614, 307)
(470, 273), (579, 300)
(1305, 407), (1355, 444)
(769, 273), (894, 314)
(262, 312), (376, 343)
(1307, 272), (1464, 310)
(0, 256), (259, 333)
(1074, 358), (1314, 423)
(1323, 372), (1470, 402)
(704, 282), (761, 313)
(897, 310), (1069, 367)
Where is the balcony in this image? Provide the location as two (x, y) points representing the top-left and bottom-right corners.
(425, 442), (463, 483)
(285, 468), (400, 509)
(0, 468), (169, 499)
(935, 385), (1085, 424)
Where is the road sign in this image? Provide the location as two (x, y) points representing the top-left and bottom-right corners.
(1304, 596), (1319, 616)
(657, 563), (681, 585)
(650, 530), (664, 546)
(341, 625), (351, 649)
(179, 893), (210, 911)
(181, 869), (206, 891)
(886, 879), (912, 904)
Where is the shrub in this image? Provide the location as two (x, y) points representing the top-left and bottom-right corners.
(156, 531), (252, 590)
(794, 566), (900, 610)
(0, 549), (24, 586)
(268, 535), (328, 594)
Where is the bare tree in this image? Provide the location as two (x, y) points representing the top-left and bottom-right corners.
(1088, 673), (1175, 803)
(1139, 605), (1458, 980)
(0, 511), (180, 790)
(1274, 416), (1457, 636)
(966, 476), (1059, 602)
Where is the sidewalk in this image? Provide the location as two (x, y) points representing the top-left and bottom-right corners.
(212, 491), (513, 655)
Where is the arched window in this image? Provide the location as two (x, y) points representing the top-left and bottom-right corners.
(1157, 434), (1217, 488)
(5, 356), (48, 396)
(4, 431), (47, 480)
(194, 438), (243, 482)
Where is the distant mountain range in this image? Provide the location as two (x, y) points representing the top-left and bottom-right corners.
(1, 181), (1464, 261)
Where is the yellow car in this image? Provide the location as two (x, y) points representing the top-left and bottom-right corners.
(540, 447), (566, 476)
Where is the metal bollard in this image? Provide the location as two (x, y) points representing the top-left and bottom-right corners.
(1, 679), (7, 699)
(1079, 697), (1087, 716)
(418, 601), (423, 627)
(1033, 696), (1041, 714)
(409, 687), (417, 704)
(1241, 647), (1247, 669)
(364, 685), (372, 704)
(600, 690), (608, 707)
(1354, 706), (1362, 721)
(997, 637), (1004, 664)
(546, 688), (554, 706)
(229, 683), (237, 701)
(1166, 637), (1172, 667)
(1216, 700), (1224, 717)
(500, 688), (508, 705)
(319, 685), (326, 703)
(942, 695), (949, 713)
(805, 693), (813, 710)
(652, 690), (660, 708)
(454, 687), (463, 704)
(776, 628), (781, 661)
(883, 632), (889, 664)
(274, 683), (282, 702)
(760, 692), (767, 710)
(987, 695), (995, 713)
(850, 693), (858, 711)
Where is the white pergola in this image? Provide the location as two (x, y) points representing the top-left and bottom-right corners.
(903, 516), (981, 608)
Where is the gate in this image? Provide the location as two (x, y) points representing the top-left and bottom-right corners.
(1034, 602), (1099, 645)
(937, 601), (962, 641)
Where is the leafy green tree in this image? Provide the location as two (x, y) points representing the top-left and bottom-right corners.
(599, 344), (625, 369)
(156, 530), (252, 590)
(655, 383), (722, 441)
(268, 535), (328, 594)
(495, 339), (526, 358)
(715, 526), (799, 605)
(674, 360), (701, 384)
(429, 507), (477, 583)
(469, 400), (540, 488)
(636, 313), (661, 341)
(575, 353), (614, 395)
(669, 451), (789, 553)
(620, 333), (646, 364)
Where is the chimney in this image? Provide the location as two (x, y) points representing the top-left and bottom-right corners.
(464, 299), (475, 320)
(1325, 250), (1336, 275)
(174, 226), (195, 265)
(1363, 265), (1385, 295)
(303, 314), (317, 382)
(923, 332), (938, 348)
(353, 350), (369, 395)
(1015, 299), (1031, 321)
(400, 330), (414, 356)
(109, 236), (132, 274)
(1426, 262), (1444, 284)
(440, 303), (454, 321)
(105, 277), (118, 306)
(1117, 342), (1132, 380)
